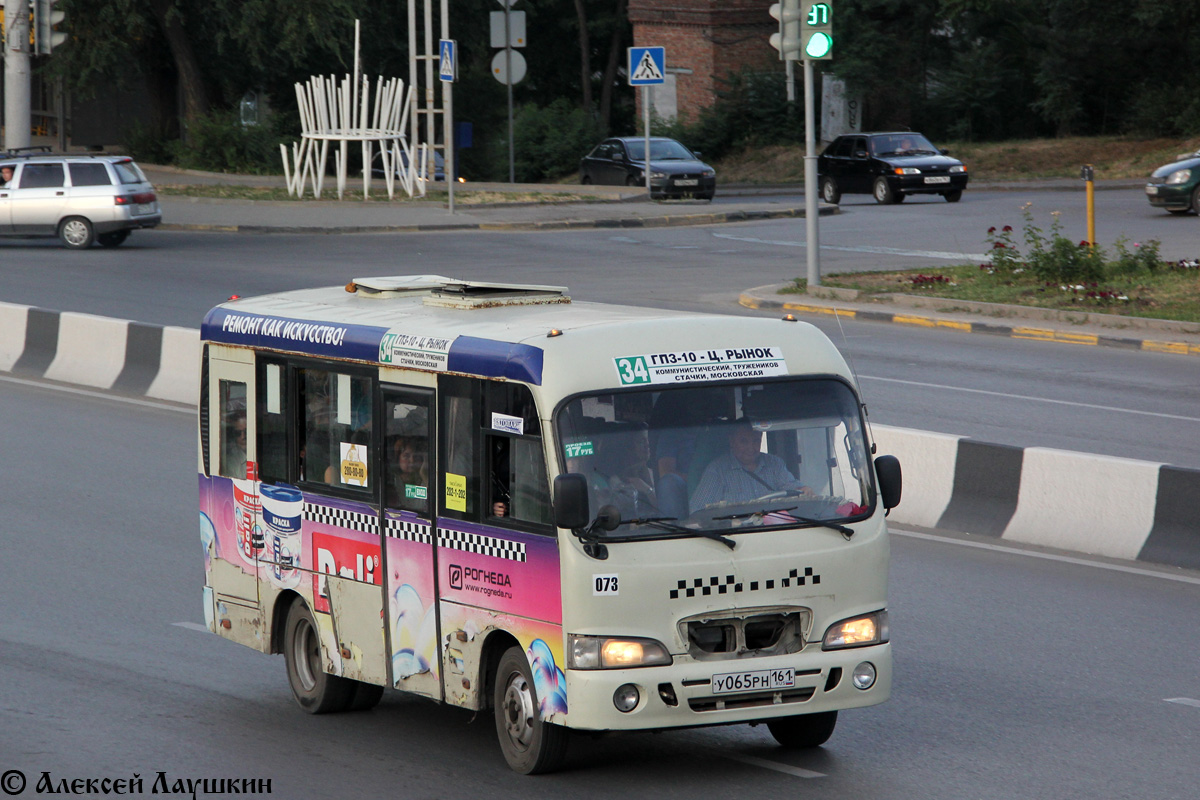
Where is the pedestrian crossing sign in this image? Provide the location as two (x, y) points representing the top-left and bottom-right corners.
(439, 39), (457, 83)
(628, 47), (665, 86)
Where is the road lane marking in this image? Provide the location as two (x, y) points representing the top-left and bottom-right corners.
(712, 232), (988, 261)
(0, 374), (194, 413)
(893, 529), (1200, 586)
(719, 752), (825, 778)
(1165, 698), (1200, 708)
(172, 622), (209, 632)
(859, 375), (1200, 424)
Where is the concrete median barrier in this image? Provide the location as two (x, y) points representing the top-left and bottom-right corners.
(0, 301), (199, 404)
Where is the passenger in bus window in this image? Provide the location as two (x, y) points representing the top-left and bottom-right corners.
(490, 438), (510, 517)
(689, 419), (811, 512)
(391, 436), (429, 510)
(223, 410), (247, 479)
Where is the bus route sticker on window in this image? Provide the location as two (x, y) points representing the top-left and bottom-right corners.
(615, 347), (787, 386)
(445, 472), (467, 512)
(593, 574), (619, 596)
(339, 443), (369, 487)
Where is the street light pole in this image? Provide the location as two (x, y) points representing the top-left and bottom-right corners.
(803, 57), (820, 287)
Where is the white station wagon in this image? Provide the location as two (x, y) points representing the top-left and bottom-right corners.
(0, 149), (162, 249)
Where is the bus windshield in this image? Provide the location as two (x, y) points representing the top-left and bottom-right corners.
(556, 378), (873, 537)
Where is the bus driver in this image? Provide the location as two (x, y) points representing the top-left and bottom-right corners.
(689, 419), (811, 512)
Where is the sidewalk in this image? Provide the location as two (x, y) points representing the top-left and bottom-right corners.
(144, 165), (827, 233)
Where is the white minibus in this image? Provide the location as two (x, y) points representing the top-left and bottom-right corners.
(199, 276), (902, 773)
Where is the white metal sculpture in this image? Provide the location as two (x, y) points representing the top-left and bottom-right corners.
(281, 20), (431, 200)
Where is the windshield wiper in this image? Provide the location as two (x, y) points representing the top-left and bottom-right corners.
(626, 516), (736, 550)
(713, 507), (854, 538)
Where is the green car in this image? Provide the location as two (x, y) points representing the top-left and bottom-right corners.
(1145, 150), (1200, 214)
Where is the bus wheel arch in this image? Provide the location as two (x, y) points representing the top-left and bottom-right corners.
(269, 589), (303, 655)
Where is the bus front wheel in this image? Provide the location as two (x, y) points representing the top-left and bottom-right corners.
(493, 646), (568, 774)
(283, 598), (354, 714)
(767, 710), (838, 748)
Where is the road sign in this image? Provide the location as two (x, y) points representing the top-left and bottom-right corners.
(439, 39), (456, 83)
(628, 47), (665, 86)
(490, 10), (526, 48)
(491, 49), (527, 85)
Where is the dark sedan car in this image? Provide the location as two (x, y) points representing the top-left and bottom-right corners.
(1144, 150), (1200, 214)
(580, 137), (716, 200)
(817, 132), (968, 204)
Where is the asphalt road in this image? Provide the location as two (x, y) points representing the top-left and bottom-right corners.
(2, 189), (1198, 469)
(2, 379), (1198, 799)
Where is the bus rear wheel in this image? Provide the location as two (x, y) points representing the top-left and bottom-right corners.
(493, 646), (568, 774)
(283, 598), (354, 714)
(767, 710), (838, 748)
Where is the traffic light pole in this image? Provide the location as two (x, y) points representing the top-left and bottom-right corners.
(804, 57), (820, 287)
(4, 0), (32, 151)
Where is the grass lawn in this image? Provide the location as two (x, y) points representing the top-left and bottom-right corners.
(789, 262), (1200, 323)
(715, 135), (1200, 184)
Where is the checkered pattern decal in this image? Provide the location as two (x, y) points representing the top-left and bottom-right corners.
(304, 502), (379, 535)
(386, 517), (433, 544)
(669, 567), (820, 599)
(437, 529), (527, 562)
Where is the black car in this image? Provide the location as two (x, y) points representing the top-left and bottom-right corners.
(817, 132), (968, 204)
(1144, 150), (1200, 214)
(580, 137), (716, 200)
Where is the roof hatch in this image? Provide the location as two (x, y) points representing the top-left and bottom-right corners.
(348, 275), (570, 308)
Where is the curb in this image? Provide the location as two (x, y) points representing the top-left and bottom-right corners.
(739, 287), (1200, 358)
(156, 205), (836, 235)
(5, 301), (1196, 573)
(873, 425), (1200, 572)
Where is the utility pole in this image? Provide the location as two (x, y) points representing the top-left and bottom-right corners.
(4, 0), (32, 150)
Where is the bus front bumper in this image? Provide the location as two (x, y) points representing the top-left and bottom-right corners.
(561, 642), (891, 732)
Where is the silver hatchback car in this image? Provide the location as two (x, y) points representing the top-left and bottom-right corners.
(0, 149), (162, 249)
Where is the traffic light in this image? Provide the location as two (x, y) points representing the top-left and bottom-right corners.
(800, 1), (833, 60)
(768, 0), (803, 61)
(34, 0), (67, 55)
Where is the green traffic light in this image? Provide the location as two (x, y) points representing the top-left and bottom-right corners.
(805, 31), (832, 58)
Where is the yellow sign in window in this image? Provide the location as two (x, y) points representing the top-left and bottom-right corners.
(445, 472), (467, 512)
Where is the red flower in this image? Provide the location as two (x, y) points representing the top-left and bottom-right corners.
(1002, 225), (1013, 232)
(1078, 240), (1090, 247)
(988, 226), (996, 234)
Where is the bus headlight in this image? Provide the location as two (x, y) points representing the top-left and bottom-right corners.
(821, 611), (889, 650)
(568, 635), (673, 669)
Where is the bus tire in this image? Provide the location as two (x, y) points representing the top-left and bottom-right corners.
(493, 646), (568, 774)
(347, 681), (384, 711)
(283, 598), (354, 714)
(766, 710), (838, 748)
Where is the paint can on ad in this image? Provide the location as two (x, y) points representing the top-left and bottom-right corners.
(261, 484), (304, 588)
(233, 462), (262, 567)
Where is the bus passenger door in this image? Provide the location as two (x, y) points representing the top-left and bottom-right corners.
(381, 387), (442, 700)
(201, 348), (263, 650)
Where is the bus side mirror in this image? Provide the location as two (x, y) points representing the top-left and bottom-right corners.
(554, 473), (590, 529)
(874, 455), (902, 510)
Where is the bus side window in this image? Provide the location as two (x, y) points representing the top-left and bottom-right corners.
(218, 379), (248, 479)
(386, 398), (431, 515)
(485, 383), (552, 528)
(299, 368), (373, 491)
(258, 359), (288, 485)
(439, 375), (479, 519)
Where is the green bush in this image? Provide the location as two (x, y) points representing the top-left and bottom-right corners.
(167, 111), (292, 174)
(511, 99), (604, 183)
